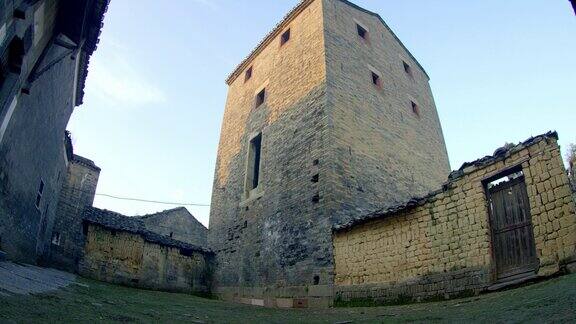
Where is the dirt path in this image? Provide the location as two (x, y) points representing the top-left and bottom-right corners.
(0, 262), (76, 296)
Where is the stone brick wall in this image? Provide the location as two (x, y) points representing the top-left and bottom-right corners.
(209, 0), (452, 307)
(323, 0), (451, 224)
(138, 207), (208, 248)
(208, 0), (333, 306)
(0, 0), (76, 263)
(333, 134), (576, 303)
(80, 224), (212, 294)
(49, 155), (100, 272)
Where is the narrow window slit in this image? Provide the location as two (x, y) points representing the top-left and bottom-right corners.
(255, 88), (266, 107)
(411, 101), (420, 117)
(357, 24), (368, 40)
(245, 66), (253, 82)
(280, 29), (291, 46)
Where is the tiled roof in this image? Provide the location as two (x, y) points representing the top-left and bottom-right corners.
(225, 0), (430, 85)
(83, 207), (213, 254)
(135, 207), (208, 231)
(333, 131), (559, 232)
(75, 0), (110, 106)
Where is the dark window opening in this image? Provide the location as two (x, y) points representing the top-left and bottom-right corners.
(312, 193), (320, 204)
(0, 64), (6, 88)
(247, 134), (262, 191)
(313, 159), (319, 166)
(280, 29), (291, 46)
(313, 275), (320, 285)
(403, 61), (412, 76)
(169, 232), (173, 238)
(255, 88), (266, 107)
(180, 248), (194, 257)
(8, 37), (25, 74)
(82, 223), (89, 236)
(13, 9), (26, 20)
(245, 66), (253, 82)
(311, 174), (319, 183)
(357, 24), (368, 40)
(371, 72), (381, 88)
(411, 101), (420, 117)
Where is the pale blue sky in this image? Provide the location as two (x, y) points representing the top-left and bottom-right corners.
(68, 0), (576, 227)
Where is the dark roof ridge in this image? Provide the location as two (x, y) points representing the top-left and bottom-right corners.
(136, 207), (189, 219)
(225, 0), (429, 85)
(333, 131), (558, 232)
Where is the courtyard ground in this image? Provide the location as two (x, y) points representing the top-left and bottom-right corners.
(0, 262), (575, 323)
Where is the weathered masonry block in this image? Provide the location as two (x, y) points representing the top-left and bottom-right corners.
(333, 132), (576, 304)
(79, 208), (213, 294)
(209, 0), (450, 307)
(48, 154), (100, 272)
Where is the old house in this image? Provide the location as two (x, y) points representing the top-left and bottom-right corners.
(209, 0), (450, 307)
(136, 207), (208, 248)
(0, 0), (109, 263)
(79, 207), (213, 294)
(46, 141), (210, 285)
(333, 132), (576, 303)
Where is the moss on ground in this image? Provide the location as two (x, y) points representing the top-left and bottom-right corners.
(1, 274), (575, 323)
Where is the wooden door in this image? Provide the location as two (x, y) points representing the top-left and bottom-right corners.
(488, 176), (538, 280)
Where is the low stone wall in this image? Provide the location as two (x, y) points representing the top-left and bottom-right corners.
(333, 133), (576, 303)
(79, 224), (212, 294)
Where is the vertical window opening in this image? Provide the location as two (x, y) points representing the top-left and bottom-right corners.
(245, 66), (252, 82)
(247, 134), (262, 191)
(35, 179), (44, 209)
(280, 29), (291, 46)
(411, 101), (420, 117)
(255, 88), (266, 107)
(8, 37), (25, 74)
(371, 71), (381, 88)
(357, 24), (368, 40)
(403, 61), (413, 77)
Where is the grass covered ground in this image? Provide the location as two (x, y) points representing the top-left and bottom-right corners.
(1, 273), (575, 323)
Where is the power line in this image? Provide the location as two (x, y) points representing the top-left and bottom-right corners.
(95, 193), (210, 207)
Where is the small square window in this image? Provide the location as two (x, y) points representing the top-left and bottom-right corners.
(245, 66), (253, 82)
(403, 61), (413, 77)
(357, 24), (368, 40)
(411, 101), (420, 117)
(280, 29), (291, 46)
(256, 88), (266, 107)
(371, 71), (381, 88)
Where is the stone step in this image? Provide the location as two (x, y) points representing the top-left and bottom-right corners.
(487, 273), (539, 292)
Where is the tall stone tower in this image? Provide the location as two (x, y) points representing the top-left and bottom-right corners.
(209, 0), (450, 307)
